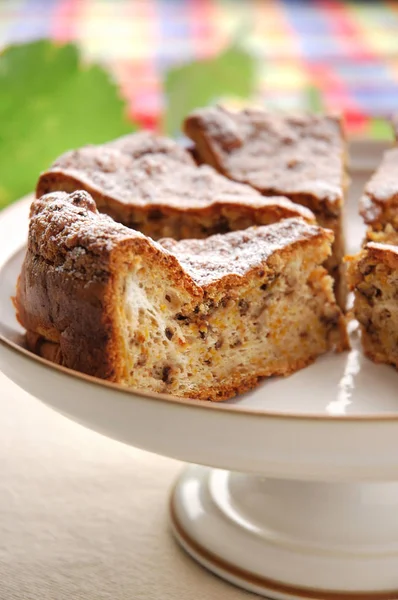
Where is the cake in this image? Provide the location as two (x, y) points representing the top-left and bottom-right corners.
(347, 243), (398, 368)
(359, 122), (398, 246)
(184, 106), (347, 306)
(36, 131), (315, 241)
(347, 119), (398, 368)
(14, 190), (348, 401)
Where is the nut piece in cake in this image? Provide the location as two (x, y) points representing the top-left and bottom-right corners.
(347, 243), (398, 368)
(15, 191), (348, 402)
(36, 131), (315, 241)
(184, 106), (347, 307)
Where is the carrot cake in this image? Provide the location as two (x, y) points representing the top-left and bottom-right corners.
(36, 131), (314, 241)
(347, 242), (398, 368)
(184, 106), (347, 307)
(359, 121), (398, 246)
(347, 119), (398, 368)
(15, 190), (348, 401)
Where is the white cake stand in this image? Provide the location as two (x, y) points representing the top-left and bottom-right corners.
(2, 142), (398, 599)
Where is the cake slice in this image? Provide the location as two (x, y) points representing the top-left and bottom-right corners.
(36, 132), (314, 241)
(348, 120), (398, 367)
(184, 106), (347, 307)
(15, 190), (348, 401)
(347, 243), (398, 368)
(359, 122), (398, 246)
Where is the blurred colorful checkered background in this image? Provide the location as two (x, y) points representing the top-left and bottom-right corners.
(1, 0), (398, 137)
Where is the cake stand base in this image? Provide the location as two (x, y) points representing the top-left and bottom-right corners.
(170, 466), (398, 599)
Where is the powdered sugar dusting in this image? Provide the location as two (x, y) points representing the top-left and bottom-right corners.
(30, 193), (328, 289)
(160, 218), (330, 286)
(360, 148), (398, 224)
(185, 106), (344, 205)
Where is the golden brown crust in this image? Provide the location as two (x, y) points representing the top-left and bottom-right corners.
(16, 190), (346, 399)
(346, 242), (398, 290)
(363, 242), (398, 270)
(36, 132), (314, 238)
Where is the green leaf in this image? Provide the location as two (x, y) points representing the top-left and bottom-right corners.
(0, 40), (136, 207)
(164, 43), (256, 136)
(369, 117), (395, 141)
(304, 85), (324, 113)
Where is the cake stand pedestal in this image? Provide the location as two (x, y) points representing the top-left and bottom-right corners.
(171, 467), (398, 599)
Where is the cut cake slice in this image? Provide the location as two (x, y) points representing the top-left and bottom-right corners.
(359, 120), (398, 246)
(347, 242), (398, 368)
(15, 190), (348, 401)
(348, 118), (398, 368)
(184, 106), (347, 307)
(36, 131), (314, 241)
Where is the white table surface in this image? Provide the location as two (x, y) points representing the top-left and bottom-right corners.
(0, 372), (252, 599)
